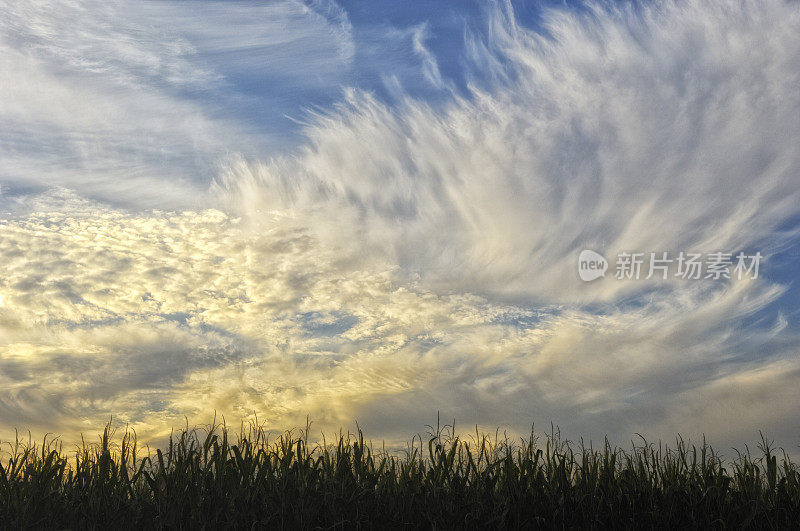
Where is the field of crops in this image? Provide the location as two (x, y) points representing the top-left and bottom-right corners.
(1, 421), (798, 529)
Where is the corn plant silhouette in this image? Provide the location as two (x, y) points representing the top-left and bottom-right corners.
(0, 418), (798, 529)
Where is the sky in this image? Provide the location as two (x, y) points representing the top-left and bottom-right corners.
(0, 0), (799, 453)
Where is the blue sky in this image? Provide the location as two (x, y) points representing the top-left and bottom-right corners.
(0, 0), (799, 452)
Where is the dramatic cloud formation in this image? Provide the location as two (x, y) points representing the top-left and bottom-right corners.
(0, 0), (799, 452)
(221, 0), (800, 302)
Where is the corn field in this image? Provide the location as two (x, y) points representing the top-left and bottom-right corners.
(0, 420), (798, 529)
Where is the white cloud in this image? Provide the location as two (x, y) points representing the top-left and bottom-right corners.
(219, 0), (800, 303)
(0, 189), (795, 451)
(0, 0), (799, 453)
(0, 0), (354, 207)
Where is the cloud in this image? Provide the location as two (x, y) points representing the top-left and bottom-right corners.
(219, 0), (800, 304)
(0, 188), (796, 451)
(0, 0), (354, 207)
(0, 0), (799, 453)
(210, 0), (800, 448)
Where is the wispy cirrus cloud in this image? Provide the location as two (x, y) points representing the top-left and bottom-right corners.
(222, 0), (800, 303)
(0, 0), (799, 453)
(0, 0), (354, 207)
(0, 0), (457, 208)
